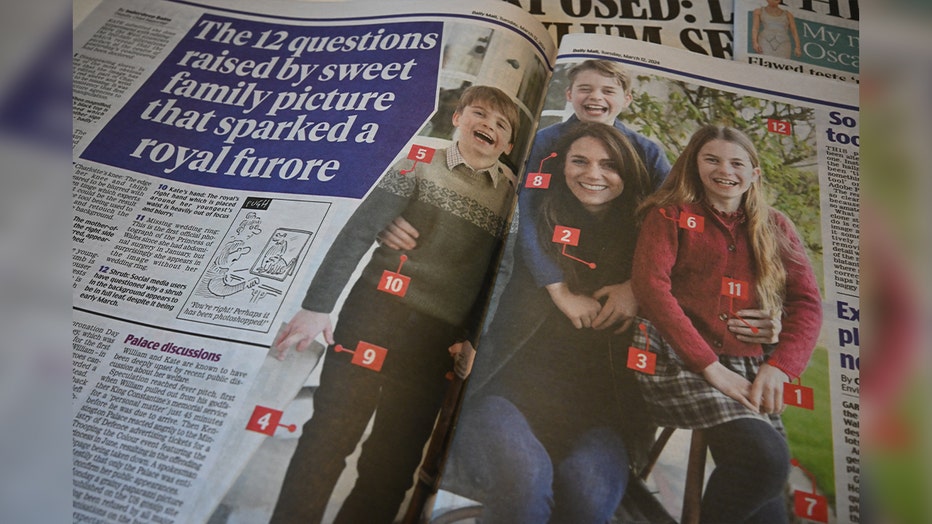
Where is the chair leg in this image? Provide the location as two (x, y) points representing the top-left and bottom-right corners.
(639, 427), (677, 481)
(681, 429), (707, 524)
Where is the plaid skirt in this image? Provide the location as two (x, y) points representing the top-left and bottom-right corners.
(631, 317), (783, 434)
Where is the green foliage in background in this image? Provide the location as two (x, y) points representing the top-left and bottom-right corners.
(782, 346), (836, 503)
(625, 78), (824, 284)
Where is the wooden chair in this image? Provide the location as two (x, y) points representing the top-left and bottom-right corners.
(637, 427), (708, 524)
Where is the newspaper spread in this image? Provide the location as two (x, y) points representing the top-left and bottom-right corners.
(72, 0), (861, 522)
(72, 0), (557, 522)
(429, 33), (859, 523)
(732, 0), (859, 84)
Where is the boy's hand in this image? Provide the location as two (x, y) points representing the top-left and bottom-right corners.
(750, 363), (789, 414)
(728, 309), (781, 344)
(546, 282), (602, 329)
(591, 281), (638, 333)
(376, 216), (419, 251)
(274, 309), (334, 361)
(702, 361), (758, 412)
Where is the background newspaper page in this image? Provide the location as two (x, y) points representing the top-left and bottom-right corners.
(71, 0), (556, 522)
(431, 33), (859, 523)
(733, 0), (859, 84)
(490, 0), (735, 57)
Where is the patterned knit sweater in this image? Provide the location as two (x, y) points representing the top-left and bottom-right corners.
(302, 145), (516, 328)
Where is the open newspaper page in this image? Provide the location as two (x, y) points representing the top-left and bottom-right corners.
(733, 0), (859, 84)
(429, 33), (858, 523)
(71, 0), (557, 522)
(498, 0), (736, 58)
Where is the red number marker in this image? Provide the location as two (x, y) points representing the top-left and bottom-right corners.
(336, 341), (388, 372)
(721, 277), (749, 299)
(246, 405), (296, 435)
(784, 382), (815, 410)
(400, 145), (436, 174)
(793, 491), (828, 522)
(553, 225), (581, 246)
(767, 119), (793, 136)
(627, 347), (656, 374)
(679, 212), (704, 232)
(525, 152), (556, 188)
(377, 255), (410, 297)
(525, 172), (552, 189)
(377, 270), (410, 297)
(659, 209), (705, 232)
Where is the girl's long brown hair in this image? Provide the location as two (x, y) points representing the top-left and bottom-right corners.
(637, 125), (795, 313)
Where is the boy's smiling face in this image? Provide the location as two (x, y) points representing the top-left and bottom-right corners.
(566, 69), (632, 125)
(452, 102), (514, 169)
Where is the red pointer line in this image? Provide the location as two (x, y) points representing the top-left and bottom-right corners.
(537, 152), (556, 172)
(790, 459), (818, 494)
(658, 208), (678, 223)
(638, 322), (650, 352)
(728, 296), (759, 334)
(400, 162), (418, 175)
(561, 244), (596, 269)
(395, 254), (408, 273)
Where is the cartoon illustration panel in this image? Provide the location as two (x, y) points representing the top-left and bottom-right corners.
(177, 197), (330, 332)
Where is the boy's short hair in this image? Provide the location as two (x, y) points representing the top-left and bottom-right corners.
(567, 59), (631, 96)
(455, 85), (521, 145)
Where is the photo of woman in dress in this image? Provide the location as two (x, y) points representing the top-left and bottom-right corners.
(752, 0), (802, 58)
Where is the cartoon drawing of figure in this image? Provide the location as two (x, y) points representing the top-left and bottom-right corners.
(236, 211), (263, 239)
(195, 240), (259, 298)
(257, 230), (293, 276)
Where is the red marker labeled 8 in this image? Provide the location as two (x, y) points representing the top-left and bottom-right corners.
(525, 172), (551, 189)
(552, 225), (580, 246)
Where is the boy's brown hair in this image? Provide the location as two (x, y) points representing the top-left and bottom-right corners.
(567, 59), (632, 96)
(455, 85), (521, 145)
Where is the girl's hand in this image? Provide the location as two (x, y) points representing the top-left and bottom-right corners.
(750, 364), (789, 414)
(702, 361), (758, 412)
(753, 41), (762, 53)
(546, 282), (602, 329)
(274, 309), (334, 361)
(794, 45), (802, 57)
(592, 281), (638, 333)
(728, 309), (781, 344)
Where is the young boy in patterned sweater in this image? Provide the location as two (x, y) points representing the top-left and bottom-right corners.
(270, 85), (520, 524)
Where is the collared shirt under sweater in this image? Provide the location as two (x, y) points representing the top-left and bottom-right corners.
(302, 145), (516, 328)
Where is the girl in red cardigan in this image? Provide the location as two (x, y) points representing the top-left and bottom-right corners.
(631, 125), (822, 523)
